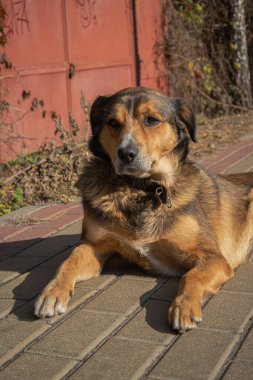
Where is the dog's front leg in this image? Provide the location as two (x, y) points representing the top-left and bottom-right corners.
(34, 243), (110, 318)
(168, 256), (234, 332)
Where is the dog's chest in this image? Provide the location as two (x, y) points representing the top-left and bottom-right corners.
(84, 190), (173, 238)
(91, 225), (181, 277)
(136, 243), (181, 276)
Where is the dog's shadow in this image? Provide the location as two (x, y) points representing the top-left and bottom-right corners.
(0, 236), (180, 333)
(139, 275), (180, 335)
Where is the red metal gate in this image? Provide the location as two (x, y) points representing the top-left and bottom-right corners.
(0, 0), (164, 162)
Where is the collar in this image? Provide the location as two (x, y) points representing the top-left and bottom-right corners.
(123, 176), (172, 208)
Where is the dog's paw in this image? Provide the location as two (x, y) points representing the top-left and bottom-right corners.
(34, 280), (73, 318)
(168, 295), (202, 333)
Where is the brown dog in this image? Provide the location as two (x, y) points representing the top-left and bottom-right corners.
(34, 87), (253, 332)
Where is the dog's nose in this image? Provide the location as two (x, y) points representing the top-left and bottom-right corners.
(117, 146), (138, 164)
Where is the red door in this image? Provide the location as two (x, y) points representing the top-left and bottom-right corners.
(0, 0), (164, 162)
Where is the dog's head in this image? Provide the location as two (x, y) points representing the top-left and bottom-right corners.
(89, 87), (196, 178)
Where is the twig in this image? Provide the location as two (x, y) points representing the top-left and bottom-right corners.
(3, 158), (47, 184)
(193, 85), (253, 113)
(2, 144), (90, 185)
(3, 109), (31, 126)
(0, 73), (16, 80)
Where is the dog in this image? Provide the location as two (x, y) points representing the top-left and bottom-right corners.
(34, 87), (253, 332)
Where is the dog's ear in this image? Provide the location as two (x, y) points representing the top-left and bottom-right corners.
(171, 98), (197, 142)
(89, 95), (111, 161)
(89, 135), (110, 162)
(90, 95), (109, 136)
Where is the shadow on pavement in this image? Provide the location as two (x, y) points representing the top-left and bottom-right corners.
(0, 236), (180, 334)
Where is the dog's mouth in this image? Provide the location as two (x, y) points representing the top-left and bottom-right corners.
(114, 159), (151, 178)
(116, 166), (150, 178)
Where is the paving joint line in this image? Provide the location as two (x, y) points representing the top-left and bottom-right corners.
(215, 318), (253, 380)
(113, 335), (168, 347)
(0, 242), (79, 288)
(27, 275), (220, 378)
(141, 293), (228, 380)
(146, 375), (172, 380)
(220, 289), (253, 295)
(132, 344), (173, 380)
(149, 296), (174, 302)
(203, 139), (253, 169)
(62, 280), (167, 379)
(0, 215), (82, 263)
(24, 348), (83, 362)
(62, 310), (145, 379)
(0, 275), (122, 370)
(231, 358), (253, 363)
(0, 226), (30, 243)
(220, 150), (253, 173)
(139, 334), (181, 380)
(26, 202), (81, 221)
(0, 292), (95, 369)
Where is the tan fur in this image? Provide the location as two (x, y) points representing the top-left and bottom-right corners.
(35, 87), (253, 332)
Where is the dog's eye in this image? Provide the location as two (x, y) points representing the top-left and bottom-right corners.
(107, 119), (122, 130)
(144, 116), (161, 127)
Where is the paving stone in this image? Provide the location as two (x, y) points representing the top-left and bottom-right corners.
(0, 352), (77, 380)
(234, 327), (253, 361)
(75, 272), (117, 290)
(39, 249), (72, 269)
(8, 299), (50, 323)
(226, 154), (253, 173)
(117, 299), (175, 344)
(0, 268), (56, 299)
(0, 318), (49, 356)
(222, 263), (253, 293)
(71, 337), (162, 380)
(202, 139), (253, 169)
(0, 205), (41, 224)
(222, 361), (253, 380)
(53, 220), (82, 236)
(0, 238), (41, 250)
(29, 214), (82, 230)
(0, 289), (97, 366)
(207, 143), (253, 174)
(44, 288), (98, 325)
(226, 156), (253, 174)
(1, 270), (96, 319)
(28, 309), (120, 359)
(150, 278), (180, 300)
(84, 277), (159, 314)
(17, 234), (79, 259)
(7, 287), (96, 324)
(28, 202), (80, 220)
(65, 205), (83, 216)
(0, 345), (9, 358)
(123, 265), (164, 282)
(0, 298), (24, 319)
(0, 256), (49, 284)
(5, 227), (53, 242)
(201, 292), (253, 332)
(0, 247), (19, 261)
(149, 329), (238, 379)
(0, 225), (26, 241)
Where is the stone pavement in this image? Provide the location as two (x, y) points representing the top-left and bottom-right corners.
(1, 137), (253, 380)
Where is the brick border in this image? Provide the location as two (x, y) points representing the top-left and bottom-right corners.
(202, 137), (253, 173)
(0, 201), (83, 259)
